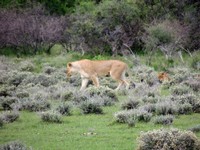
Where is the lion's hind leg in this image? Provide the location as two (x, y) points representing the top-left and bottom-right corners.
(91, 75), (100, 87)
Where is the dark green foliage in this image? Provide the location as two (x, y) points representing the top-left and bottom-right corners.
(137, 128), (200, 150)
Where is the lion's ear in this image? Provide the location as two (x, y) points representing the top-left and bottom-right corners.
(68, 62), (72, 67)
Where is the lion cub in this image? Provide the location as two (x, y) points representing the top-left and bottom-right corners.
(67, 59), (129, 91)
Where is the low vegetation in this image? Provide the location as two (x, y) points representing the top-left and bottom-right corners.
(1, 51), (199, 149)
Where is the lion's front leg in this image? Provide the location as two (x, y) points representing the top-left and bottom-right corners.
(80, 77), (89, 91)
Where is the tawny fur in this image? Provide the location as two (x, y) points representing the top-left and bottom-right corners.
(66, 59), (129, 91)
(158, 72), (170, 83)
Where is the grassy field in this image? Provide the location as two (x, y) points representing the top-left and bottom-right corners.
(0, 51), (200, 149)
(1, 108), (200, 150)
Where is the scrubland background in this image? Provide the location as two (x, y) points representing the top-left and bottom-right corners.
(0, 0), (200, 150)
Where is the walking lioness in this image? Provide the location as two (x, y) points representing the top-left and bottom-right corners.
(66, 59), (129, 91)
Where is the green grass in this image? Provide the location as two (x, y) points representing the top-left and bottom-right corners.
(1, 106), (200, 150)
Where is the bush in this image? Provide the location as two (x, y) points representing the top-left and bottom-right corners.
(171, 94), (200, 113)
(22, 100), (50, 112)
(152, 115), (174, 125)
(40, 111), (63, 123)
(61, 91), (74, 101)
(56, 103), (72, 116)
(79, 99), (103, 114)
(155, 99), (178, 115)
(114, 109), (152, 123)
(0, 141), (29, 150)
(171, 84), (191, 95)
(19, 61), (35, 72)
(178, 103), (193, 115)
(1, 97), (18, 110)
(0, 111), (20, 123)
(121, 98), (141, 110)
(188, 125), (200, 133)
(137, 128), (200, 150)
(0, 117), (3, 127)
(114, 110), (133, 123)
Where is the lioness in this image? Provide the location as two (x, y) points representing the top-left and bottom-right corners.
(66, 59), (129, 91)
(158, 72), (170, 83)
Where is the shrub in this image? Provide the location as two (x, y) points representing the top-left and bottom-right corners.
(121, 98), (141, 110)
(139, 104), (156, 113)
(9, 71), (32, 86)
(1, 97), (18, 110)
(155, 99), (178, 115)
(19, 61), (35, 72)
(137, 128), (200, 150)
(114, 109), (152, 123)
(0, 117), (3, 127)
(171, 84), (191, 95)
(22, 100), (50, 112)
(1, 111), (20, 123)
(16, 91), (29, 99)
(61, 91), (74, 101)
(141, 95), (159, 104)
(114, 110), (133, 123)
(0, 141), (29, 150)
(79, 99), (103, 114)
(43, 66), (56, 75)
(40, 111), (62, 123)
(171, 94), (200, 113)
(56, 103), (72, 116)
(188, 125), (200, 133)
(178, 103), (193, 114)
(134, 109), (152, 122)
(152, 115), (174, 125)
(86, 86), (118, 102)
(184, 77), (200, 92)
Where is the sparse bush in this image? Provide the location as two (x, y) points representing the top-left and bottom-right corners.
(188, 125), (200, 133)
(0, 117), (3, 127)
(171, 94), (200, 113)
(56, 103), (72, 116)
(141, 95), (159, 104)
(1, 111), (19, 123)
(137, 128), (200, 150)
(86, 86), (118, 102)
(121, 98), (140, 110)
(184, 77), (200, 92)
(40, 111), (62, 123)
(0, 141), (29, 150)
(35, 74), (57, 87)
(139, 104), (156, 113)
(171, 84), (191, 95)
(134, 109), (153, 122)
(79, 99), (103, 114)
(19, 61), (35, 72)
(152, 115), (174, 125)
(22, 100), (50, 112)
(9, 71), (32, 86)
(61, 91), (74, 101)
(114, 110), (133, 123)
(114, 109), (152, 123)
(178, 103), (193, 114)
(43, 66), (56, 75)
(1, 97), (18, 110)
(155, 99), (178, 115)
(16, 91), (29, 99)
